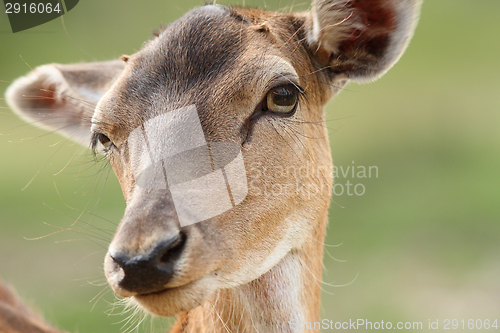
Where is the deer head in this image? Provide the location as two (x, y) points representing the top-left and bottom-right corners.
(6, 0), (421, 331)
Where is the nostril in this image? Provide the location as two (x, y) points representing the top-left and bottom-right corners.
(159, 232), (187, 264)
(110, 252), (129, 270)
(109, 232), (188, 294)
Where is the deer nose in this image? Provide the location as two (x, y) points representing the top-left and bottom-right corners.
(109, 233), (187, 294)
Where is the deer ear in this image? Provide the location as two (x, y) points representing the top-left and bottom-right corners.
(5, 60), (124, 146)
(306, 0), (421, 82)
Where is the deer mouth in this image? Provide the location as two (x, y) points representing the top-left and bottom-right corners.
(131, 272), (221, 317)
(135, 276), (197, 297)
(104, 242), (222, 316)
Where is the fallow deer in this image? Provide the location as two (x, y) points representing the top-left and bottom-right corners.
(1, 0), (421, 332)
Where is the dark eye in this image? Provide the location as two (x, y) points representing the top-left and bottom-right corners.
(97, 133), (112, 148)
(264, 84), (299, 114)
(91, 132), (114, 153)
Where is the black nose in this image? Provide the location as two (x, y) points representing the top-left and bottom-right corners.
(110, 233), (187, 294)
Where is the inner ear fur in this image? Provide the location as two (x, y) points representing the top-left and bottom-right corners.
(5, 60), (124, 146)
(305, 0), (421, 82)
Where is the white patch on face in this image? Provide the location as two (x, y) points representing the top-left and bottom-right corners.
(221, 210), (309, 287)
(237, 251), (306, 333)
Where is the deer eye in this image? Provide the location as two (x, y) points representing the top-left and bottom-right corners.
(98, 133), (113, 148)
(264, 84), (299, 114)
(91, 131), (114, 153)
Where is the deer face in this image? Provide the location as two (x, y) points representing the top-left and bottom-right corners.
(6, 0), (421, 318)
(95, 5), (335, 315)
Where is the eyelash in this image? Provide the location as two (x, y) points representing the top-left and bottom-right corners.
(89, 84), (305, 153)
(90, 132), (114, 154)
(241, 83), (305, 144)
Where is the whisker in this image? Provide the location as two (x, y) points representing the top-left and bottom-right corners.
(267, 118), (303, 163)
(19, 54), (34, 71)
(19, 133), (78, 191)
(53, 181), (119, 228)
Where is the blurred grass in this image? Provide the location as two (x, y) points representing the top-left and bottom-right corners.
(1, 0), (499, 332)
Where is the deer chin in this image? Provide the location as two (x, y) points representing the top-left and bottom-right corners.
(104, 255), (223, 317)
(104, 251), (223, 316)
(132, 274), (220, 317)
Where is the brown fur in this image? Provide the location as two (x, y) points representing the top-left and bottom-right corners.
(3, 1), (421, 332)
(0, 281), (63, 333)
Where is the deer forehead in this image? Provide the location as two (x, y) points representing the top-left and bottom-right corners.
(92, 5), (304, 141)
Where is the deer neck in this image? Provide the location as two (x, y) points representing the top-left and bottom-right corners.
(170, 215), (327, 333)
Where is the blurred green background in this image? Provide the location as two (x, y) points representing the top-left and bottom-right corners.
(1, 0), (499, 332)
